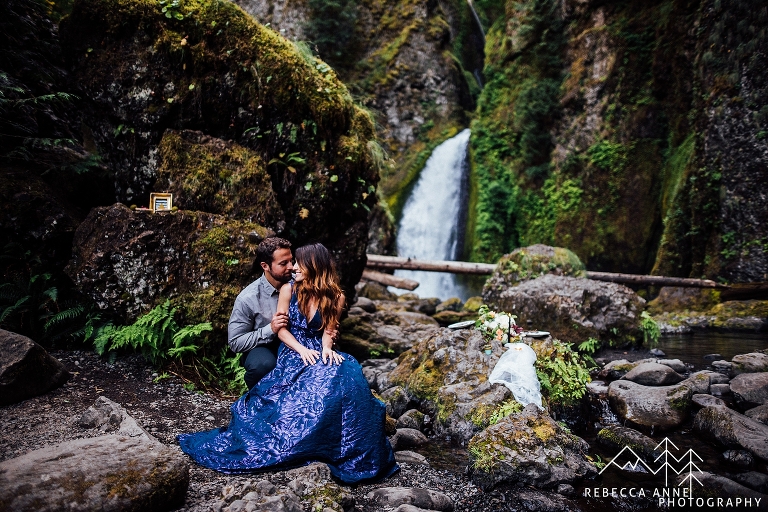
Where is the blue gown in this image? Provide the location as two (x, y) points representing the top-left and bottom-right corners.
(177, 289), (399, 484)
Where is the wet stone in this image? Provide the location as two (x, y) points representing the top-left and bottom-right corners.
(723, 449), (754, 467)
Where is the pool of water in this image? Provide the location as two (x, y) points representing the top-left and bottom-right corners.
(655, 331), (768, 370)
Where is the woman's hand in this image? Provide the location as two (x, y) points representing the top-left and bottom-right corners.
(321, 346), (344, 365)
(296, 346), (320, 366)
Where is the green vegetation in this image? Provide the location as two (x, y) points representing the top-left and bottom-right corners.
(534, 339), (591, 406)
(304, 0), (357, 67)
(489, 399), (523, 425)
(640, 311), (660, 348)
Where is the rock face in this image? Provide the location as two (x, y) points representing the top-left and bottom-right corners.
(468, 0), (768, 281)
(482, 245), (586, 295)
(0, 329), (70, 406)
(483, 274), (645, 343)
(694, 405), (768, 462)
(59, 0), (381, 300)
(66, 204), (270, 327)
(0, 435), (189, 511)
(468, 404), (597, 490)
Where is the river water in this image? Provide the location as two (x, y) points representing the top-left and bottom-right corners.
(393, 129), (480, 301)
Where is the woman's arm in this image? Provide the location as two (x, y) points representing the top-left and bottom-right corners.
(321, 294), (346, 365)
(276, 284), (320, 365)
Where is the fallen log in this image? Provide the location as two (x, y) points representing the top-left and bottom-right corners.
(360, 269), (419, 291)
(585, 271), (721, 289)
(365, 254), (496, 275)
(364, 254), (724, 288)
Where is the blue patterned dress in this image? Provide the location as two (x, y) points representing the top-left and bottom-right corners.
(177, 288), (399, 483)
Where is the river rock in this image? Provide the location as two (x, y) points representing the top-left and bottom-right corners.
(596, 425), (661, 462)
(396, 409), (426, 431)
(730, 372), (768, 408)
(657, 359), (687, 373)
(380, 386), (416, 419)
(394, 451), (429, 466)
(354, 296), (377, 313)
(220, 479), (302, 512)
(285, 463), (354, 512)
(0, 435), (189, 511)
(694, 406), (768, 461)
(366, 487), (454, 511)
(710, 383), (731, 396)
(339, 307), (439, 361)
(482, 274), (645, 344)
(723, 449), (754, 467)
(362, 358), (398, 392)
(692, 394), (727, 408)
(733, 472), (768, 494)
(607, 379), (694, 431)
(77, 396), (151, 439)
(709, 373), (731, 384)
(732, 353), (768, 374)
(517, 489), (577, 511)
(599, 359), (652, 380)
(468, 404), (597, 490)
(357, 282), (398, 301)
(586, 380), (609, 396)
(390, 428), (428, 451)
(649, 348), (666, 357)
(0, 329), (70, 406)
(673, 472), (767, 502)
(712, 360), (734, 375)
(622, 362), (684, 386)
(745, 404), (768, 425)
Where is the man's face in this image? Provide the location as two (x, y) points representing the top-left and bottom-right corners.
(261, 248), (294, 284)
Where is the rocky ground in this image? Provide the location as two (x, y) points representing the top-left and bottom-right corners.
(0, 349), (549, 512)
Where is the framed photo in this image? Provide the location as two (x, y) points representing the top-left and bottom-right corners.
(149, 193), (173, 212)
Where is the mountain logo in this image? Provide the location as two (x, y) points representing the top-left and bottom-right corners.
(599, 437), (705, 490)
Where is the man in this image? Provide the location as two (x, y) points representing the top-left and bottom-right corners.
(228, 237), (294, 389)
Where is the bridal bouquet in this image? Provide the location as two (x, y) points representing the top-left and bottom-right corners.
(475, 305), (524, 345)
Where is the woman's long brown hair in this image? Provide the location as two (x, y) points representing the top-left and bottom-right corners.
(294, 243), (344, 331)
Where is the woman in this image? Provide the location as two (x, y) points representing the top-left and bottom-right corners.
(178, 243), (398, 484)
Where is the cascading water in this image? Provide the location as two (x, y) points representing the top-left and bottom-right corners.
(393, 129), (473, 300)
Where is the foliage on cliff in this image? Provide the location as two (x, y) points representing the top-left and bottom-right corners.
(467, 0), (768, 283)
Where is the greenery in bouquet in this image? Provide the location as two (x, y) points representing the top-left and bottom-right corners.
(475, 305), (524, 345)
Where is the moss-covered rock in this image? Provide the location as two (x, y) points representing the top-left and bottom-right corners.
(468, 403), (597, 490)
(483, 274), (645, 344)
(59, 0), (382, 294)
(652, 299), (768, 334)
(66, 203), (271, 329)
(483, 245), (586, 297)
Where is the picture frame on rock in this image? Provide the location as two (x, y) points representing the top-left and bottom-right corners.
(149, 193), (173, 212)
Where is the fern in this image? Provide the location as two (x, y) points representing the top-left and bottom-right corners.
(94, 300), (212, 366)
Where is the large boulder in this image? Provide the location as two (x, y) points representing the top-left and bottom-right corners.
(673, 472), (768, 502)
(388, 328), (511, 442)
(622, 362), (684, 386)
(66, 203), (270, 328)
(732, 353), (768, 375)
(482, 274), (645, 344)
(607, 379), (697, 431)
(0, 329), (70, 406)
(483, 245), (586, 293)
(730, 372), (768, 408)
(0, 435), (189, 511)
(59, 0), (381, 298)
(694, 405), (768, 461)
(468, 404), (597, 490)
(596, 425), (661, 462)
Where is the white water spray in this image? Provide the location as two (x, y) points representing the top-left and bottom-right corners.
(393, 129), (472, 300)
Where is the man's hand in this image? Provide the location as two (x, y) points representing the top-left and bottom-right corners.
(270, 311), (289, 333)
(326, 327), (340, 342)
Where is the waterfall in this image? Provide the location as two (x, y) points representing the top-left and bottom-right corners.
(393, 129), (473, 300)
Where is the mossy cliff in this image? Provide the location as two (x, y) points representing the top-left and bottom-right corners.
(234, 0), (483, 224)
(58, 0), (382, 289)
(468, 0), (768, 283)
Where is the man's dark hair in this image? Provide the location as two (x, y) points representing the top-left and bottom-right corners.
(255, 237), (292, 267)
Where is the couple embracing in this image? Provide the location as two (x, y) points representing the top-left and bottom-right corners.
(178, 238), (399, 483)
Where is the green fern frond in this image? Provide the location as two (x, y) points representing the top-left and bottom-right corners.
(43, 304), (84, 332)
(0, 296), (29, 324)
